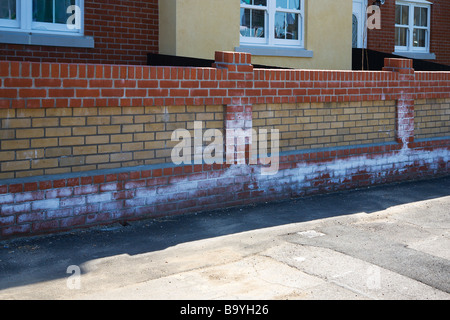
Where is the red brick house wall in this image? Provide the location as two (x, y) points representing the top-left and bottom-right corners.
(429, 0), (450, 66)
(367, 1), (395, 55)
(0, 0), (159, 65)
(367, 0), (450, 66)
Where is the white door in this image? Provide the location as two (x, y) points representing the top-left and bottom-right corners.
(352, 0), (367, 48)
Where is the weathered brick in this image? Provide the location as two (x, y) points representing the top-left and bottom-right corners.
(98, 144), (121, 154)
(98, 125), (121, 135)
(2, 118), (31, 129)
(0, 151), (15, 161)
(85, 135), (109, 145)
(59, 136), (85, 146)
(133, 132), (155, 141)
(32, 118), (59, 128)
(31, 199), (60, 211)
(14, 191), (45, 203)
(98, 107), (122, 116)
(60, 117), (86, 127)
(110, 134), (133, 143)
(1, 160), (30, 172)
(86, 154), (110, 164)
(133, 150), (155, 160)
(73, 146), (97, 155)
(60, 196), (86, 208)
(46, 188), (73, 199)
(1, 203), (31, 216)
(87, 193), (112, 204)
(0, 215), (15, 227)
(111, 116), (133, 125)
(60, 156), (85, 167)
(122, 142), (143, 152)
(1, 225), (31, 237)
(45, 127), (72, 137)
(122, 124), (144, 133)
(110, 153), (133, 162)
(30, 138), (58, 148)
(87, 116), (110, 125)
(60, 216), (86, 228)
(45, 147), (72, 157)
(73, 185), (98, 196)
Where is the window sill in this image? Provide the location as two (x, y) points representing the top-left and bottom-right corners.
(235, 45), (313, 58)
(393, 51), (436, 60)
(0, 30), (95, 48)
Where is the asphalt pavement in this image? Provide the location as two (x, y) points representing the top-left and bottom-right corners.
(0, 176), (449, 301)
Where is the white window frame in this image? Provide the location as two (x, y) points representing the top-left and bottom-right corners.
(240, 0), (305, 49)
(394, 0), (431, 54)
(0, 0), (84, 35)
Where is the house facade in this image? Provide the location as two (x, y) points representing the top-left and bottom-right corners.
(0, 0), (159, 65)
(1, 0), (353, 70)
(159, 0), (352, 70)
(360, 0), (450, 66)
(1, 1), (449, 69)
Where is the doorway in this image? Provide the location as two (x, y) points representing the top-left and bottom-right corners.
(352, 0), (367, 48)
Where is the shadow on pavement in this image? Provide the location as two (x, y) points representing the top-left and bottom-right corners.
(0, 176), (449, 291)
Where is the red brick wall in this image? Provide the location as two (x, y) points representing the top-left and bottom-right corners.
(0, 53), (449, 240)
(1, 139), (448, 239)
(0, 0), (159, 65)
(368, 0), (450, 66)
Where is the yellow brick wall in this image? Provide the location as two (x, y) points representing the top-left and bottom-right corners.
(253, 101), (396, 152)
(415, 98), (450, 140)
(0, 106), (224, 179)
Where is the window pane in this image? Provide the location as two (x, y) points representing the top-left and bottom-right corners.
(252, 9), (265, 37)
(396, 5), (410, 25)
(56, 0), (75, 24)
(401, 5), (409, 25)
(241, 0), (266, 5)
(395, 27), (407, 46)
(33, 0), (76, 24)
(33, 0), (54, 23)
(352, 14), (358, 48)
(275, 11), (299, 40)
(414, 7), (419, 26)
(413, 28), (426, 47)
(421, 8), (428, 26)
(414, 7), (428, 27)
(240, 8), (265, 38)
(395, 5), (401, 24)
(286, 13), (298, 39)
(276, 0), (287, 9)
(275, 12), (285, 38)
(289, 0), (300, 10)
(254, 0), (267, 6)
(0, 0), (16, 20)
(240, 8), (251, 36)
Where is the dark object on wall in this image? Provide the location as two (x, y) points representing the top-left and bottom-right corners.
(353, 48), (450, 71)
(147, 53), (286, 69)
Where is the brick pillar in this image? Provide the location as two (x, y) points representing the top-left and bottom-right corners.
(383, 58), (415, 146)
(213, 51), (254, 165)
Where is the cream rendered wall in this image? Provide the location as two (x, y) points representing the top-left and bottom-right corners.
(159, 0), (240, 60)
(253, 0), (353, 70)
(159, 0), (353, 70)
(159, 0), (177, 55)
